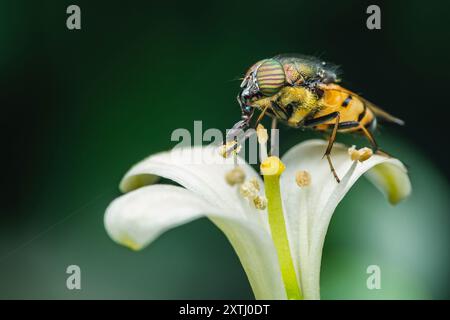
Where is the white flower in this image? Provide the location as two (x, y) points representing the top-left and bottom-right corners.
(104, 139), (411, 299)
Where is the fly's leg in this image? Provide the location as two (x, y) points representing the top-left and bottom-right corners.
(304, 111), (341, 183)
(359, 125), (393, 158)
(359, 125), (378, 150)
(254, 105), (269, 128)
(375, 149), (393, 158)
(323, 113), (341, 183)
(224, 107), (256, 158)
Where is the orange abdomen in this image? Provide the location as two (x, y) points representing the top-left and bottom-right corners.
(313, 87), (375, 132)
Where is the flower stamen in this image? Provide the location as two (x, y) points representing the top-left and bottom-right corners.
(348, 146), (373, 162)
(238, 178), (266, 210)
(253, 195), (267, 210)
(225, 167), (246, 186)
(239, 178), (260, 199)
(257, 124), (269, 161)
(295, 170), (311, 187)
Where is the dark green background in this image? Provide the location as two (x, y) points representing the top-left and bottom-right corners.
(0, 0), (449, 299)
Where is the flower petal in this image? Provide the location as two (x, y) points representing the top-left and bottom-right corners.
(105, 184), (285, 299)
(119, 146), (265, 222)
(280, 139), (411, 299)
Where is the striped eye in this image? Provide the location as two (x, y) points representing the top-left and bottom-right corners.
(256, 59), (286, 96)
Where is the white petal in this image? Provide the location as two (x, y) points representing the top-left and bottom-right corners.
(119, 146), (266, 224)
(105, 184), (285, 299)
(281, 139), (411, 299)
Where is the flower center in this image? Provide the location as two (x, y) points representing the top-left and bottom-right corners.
(222, 123), (303, 299)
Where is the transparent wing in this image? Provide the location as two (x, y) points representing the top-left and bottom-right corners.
(364, 101), (405, 125)
(318, 83), (405, 125)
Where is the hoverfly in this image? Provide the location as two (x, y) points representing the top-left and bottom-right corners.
(229, 54), (404, 182)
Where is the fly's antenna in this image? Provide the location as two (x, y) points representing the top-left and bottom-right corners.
(227, 76), (244, 83)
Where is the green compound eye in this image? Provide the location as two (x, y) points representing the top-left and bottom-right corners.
(256, 59), (286, 96)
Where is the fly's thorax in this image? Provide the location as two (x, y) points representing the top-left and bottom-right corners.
(284, 87), (321, 126)
(278, 86), (317, 110)
(276, 54), (339, 85)
(250, 86), (321, 126)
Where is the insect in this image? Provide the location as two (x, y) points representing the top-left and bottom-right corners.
(228, 54), (404, 182)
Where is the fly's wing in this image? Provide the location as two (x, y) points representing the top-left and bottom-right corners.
(318, 83), (405, 125)
(275, 54), (340, 84)
(362, 100), (405, 125)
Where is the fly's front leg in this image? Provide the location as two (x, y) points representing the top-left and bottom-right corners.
(224, 106), (256, 157)
(254, 105), (269, 128)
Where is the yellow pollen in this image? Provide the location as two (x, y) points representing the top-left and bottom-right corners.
(239, 180), (259, 199)
(253, 195), (267, 210)
(260, 156), (285, 176)
(295, 170), (311, 187)
(239, 178), (265, 211)
(348, 146), (373, 162)
(225, 167), (246, 186)
(249, 178), (260, 192)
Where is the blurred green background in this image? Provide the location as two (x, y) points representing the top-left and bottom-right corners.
(0, 0), (449, 299)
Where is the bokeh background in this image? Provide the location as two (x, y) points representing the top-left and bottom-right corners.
(0, 0), (449, 299)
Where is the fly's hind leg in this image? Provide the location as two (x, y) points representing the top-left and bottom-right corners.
(304, 111), (341, 183)
(359, 125), (393, 158)
(324, 113), (341, 183)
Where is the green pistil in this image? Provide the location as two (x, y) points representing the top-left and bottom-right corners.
(261, 156), (303, 300)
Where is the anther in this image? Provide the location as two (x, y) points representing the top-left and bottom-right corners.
(348, 146), (373, 162)
(253, 195), (267, 210)
(239, 179), (260, 199)
(225, 167), (246, 186)
(256, 124), (268, 144)
(257, 124), (269, 161)
(249, 177), (260, 192)
(295, 170), (311, 188)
